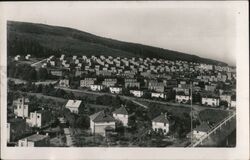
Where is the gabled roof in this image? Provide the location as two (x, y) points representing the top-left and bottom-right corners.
(113, 106), (128, 115)
(65, 100), (82, 108)
(152, 114), (169, 123)
(90, 111), (115, 123)
(194, 122), (211, 132)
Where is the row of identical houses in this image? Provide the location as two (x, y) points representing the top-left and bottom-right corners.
(29, 54), (236, 84)
(59, 77), (236, 108)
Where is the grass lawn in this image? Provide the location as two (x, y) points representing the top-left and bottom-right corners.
(138, 100), (191, 118)
(86, 103), (109, 109)
(22, 92), (67, 103)
(199, 109), (230, 125)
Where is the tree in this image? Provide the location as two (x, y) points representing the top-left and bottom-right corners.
(37, 68), (48, 81)
(78, 103), (85, 114)
(76, 115), (90, 129)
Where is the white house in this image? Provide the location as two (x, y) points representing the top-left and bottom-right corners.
(231, 95), (236, 108)
(231, 100), (236, 108)
(60, 54), (65, 61)
(25, 54), (31, 60)
(18, 133), (50, 147)
(26, 109), (51, 128)
(151, 92), (166, 99)
(72, 55), (77, 60)
(152, 113), (169, 135)
(50, 60), (56, 66)
(175, 94), (191, 104)
(90, 84), (103, 91)
(192, 122), (211, 139)
(89, 111), (116, 137)
(220, 94), (232, 106)
(65, 100), (82, 114)
(59, 79), (69, 88)
(14, 55), (20, 61)
(112, 106), (128, 126)
(202, 96), (220, 107)
(13, 97), (29, 118)
(130, 90), (144, 97)
(26, 111), (42, 128)
(80, 78), (95, 88)
(109, 87), (122, 94)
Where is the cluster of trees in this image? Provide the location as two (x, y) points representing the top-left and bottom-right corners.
(8, 63), (37, 81)
(8, 80), (76, 100)
(59, 108), (90, 129)
(7, 36), (66, 58)
(95, 95), (123, 109)
(8, 62), (52, 81)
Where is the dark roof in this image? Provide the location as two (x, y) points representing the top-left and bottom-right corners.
(201, 91), (219, 98)
(112, 106), (128, 115)
(194, 122), (211, 132)
(152, 114), (169, 123)
(90, 111), (115, 123)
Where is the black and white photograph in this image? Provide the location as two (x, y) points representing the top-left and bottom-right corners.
(0, 1), (249, 160)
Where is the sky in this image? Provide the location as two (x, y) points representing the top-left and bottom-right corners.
(1, 1), (240, 65)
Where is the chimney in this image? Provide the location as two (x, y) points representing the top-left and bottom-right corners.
(164, 113), (167, 119)
(15, 116), (17, 119)
(46, 133), (49, 136)
(42, 107), (44, 110)
(36, 132), (39, 135)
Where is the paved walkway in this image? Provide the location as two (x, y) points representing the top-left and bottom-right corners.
(31, 58), (47, 67)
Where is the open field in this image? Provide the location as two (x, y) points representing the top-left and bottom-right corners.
(19, 91), (67, 103)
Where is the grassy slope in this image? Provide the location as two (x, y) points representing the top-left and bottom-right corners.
(7, 21), (227, 65)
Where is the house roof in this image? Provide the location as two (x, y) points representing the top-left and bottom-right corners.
(113, 106), (128, 115)
(22, 134), (49, 142)
(152, 114), (169, 123)
(65, 100), (82, 108)
(90, 111), (115, 123)
(194, 122), (211, 132)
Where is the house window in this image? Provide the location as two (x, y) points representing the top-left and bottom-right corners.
(164, 129), (166, 133)
(37, 115), (40, 118)
(164, 123), (166, 127)
(19, 106), (21, 109)
(20, 142), (24, 146)
(155, 128), (157, 131)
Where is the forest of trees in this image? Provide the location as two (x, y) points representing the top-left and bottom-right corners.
(8, 21), (226, 65)
(7, 62), (51, 81)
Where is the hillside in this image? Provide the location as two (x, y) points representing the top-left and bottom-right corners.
(7, 21), (226, 65)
